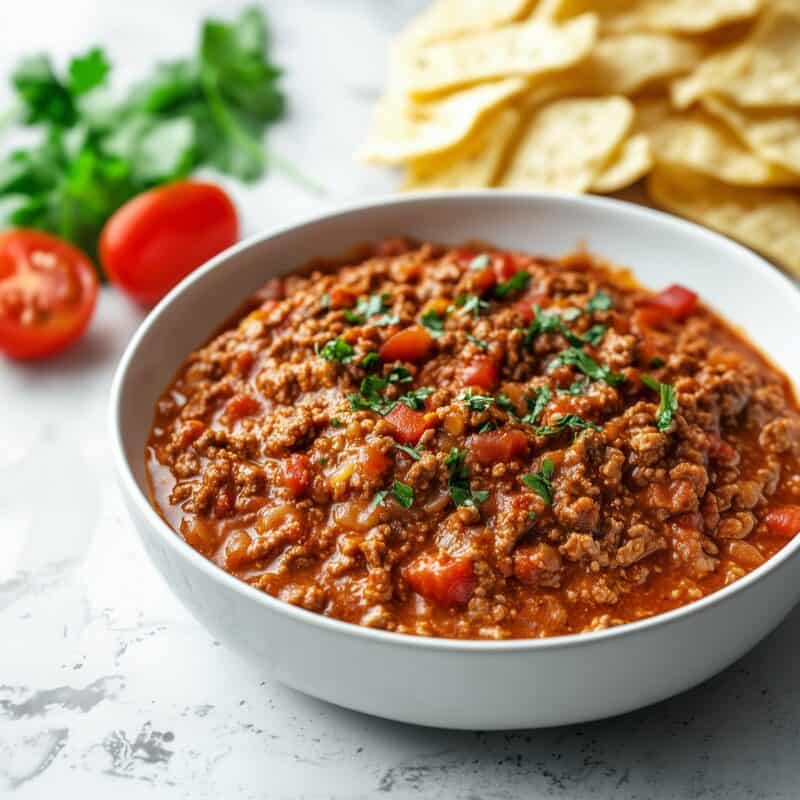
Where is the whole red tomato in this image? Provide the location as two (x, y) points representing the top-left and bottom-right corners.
(0, 229), (98, 360)
(100, 180), (238, 306)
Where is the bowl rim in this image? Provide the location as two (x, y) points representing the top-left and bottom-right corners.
(109, 189), (800, 653)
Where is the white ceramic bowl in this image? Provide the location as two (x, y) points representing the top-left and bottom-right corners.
(110, 192), (800, 730)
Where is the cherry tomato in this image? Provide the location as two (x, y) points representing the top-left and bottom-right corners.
(100, 180), (238, 306)
(636, 284), (698, 328)
(0, 229), (98, 360)
(404, 552), (476, 607)
(379, 326), (434, 363)
(385, 402), (430, 445)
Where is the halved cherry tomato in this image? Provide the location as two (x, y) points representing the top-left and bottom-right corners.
(765, 506), (800, 539)
(282, 454), (312, 498)
(100, 180), (238, 306)
(468, 429), (528, 464)
(404, 552), (476, 606)
(379, 326), (434, 363)
(0, 229), (98, 360)
(636, 284), (698, 328)
(463, 356), (500, 391)
(385, 402), (431, 445)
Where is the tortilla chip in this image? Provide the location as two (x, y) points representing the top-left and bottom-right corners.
(540, 0), (760, 34)
(403, 108), (521, 190)
(643, 108), (800, 187)
(401, 14), (598, 99)
(400, 0), (536, 46)
(500, 95), (634, 192)
(702, 95), (800, 176)
(671, 2), (800, 108)
(647, 167), (800, 276)
(591, 133), (653, 193)
(361, 78), (527, 165)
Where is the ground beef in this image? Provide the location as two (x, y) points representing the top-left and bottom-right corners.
(146, 241), (800, 639)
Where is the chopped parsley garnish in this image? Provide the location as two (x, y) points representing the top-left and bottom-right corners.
(361, 351), (380, 369)
(494, 270), (530, 298)
(494, 394), (519, 419)
(522, 385), (551, 425)
(477, 420), (495, 433)
(469, 253), (490, 271)
(641, 374), (678, 432)
(368, 490), (388, 512)
(394, 443), (422, 461)
(387, 365), (413, 384)
(420, 308), (446, 338)
(582, 324), (606, 346)
(558, 378), (590, 396)
(445, 448), (488, 508)
(586, 290), (613, 312)
(459, 389), (494, 413)
(535, 414), (601, 436)
(528, 510), (537, 522)
(562, 307), (582, 321)
(550, 346), (625, 386)
(319, 337), (355, 363)
(344, 293), (398, 327)
(397, 386), (434, 410)
(451, 293), (489, 318)
(392, 480), (415, 509)
(348, 374), (392, 414)
(522, 458), (555, 505)
(320, 293), (330, 309)
(467, 333), (488, 350)
(330, 418), (343, 428)
(523, 306), (592, 349)
(649, 356), (666, 368)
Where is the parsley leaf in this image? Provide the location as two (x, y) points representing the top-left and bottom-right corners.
(392, 480), (415, 509)
(522, 458), (555, 505)
(522, 385), (551, 425)
(494, 394), (520, 419)
(450, 293), (489, 318)
(445, 448), (487, 508)
(368, 490), (388, 512)
(387, 365), (413, 384)
(420, 308), (446, 338)
(344, 293), (398, 327)
(523, 306), (588, 349)
(551, 347), (625, 387)
(586, 290), (613, 312)
(394, 443), (422, 461)
(361, 351), (380, 369)
(330, 418), (343, 428)
(641, 374), (678, 432)
(320, 338), (354, 363)
(320, 293), (330, 309)
(494, 270), (530, 298)
(348, 374), (391, 414)
(459, 389), (494, 413)
(558, 378), (590, 396)
(535, 414), (601, 436)
(397, 386), (434, 410)
(582, 324), (606, 346)
(649, 356), (666, 368)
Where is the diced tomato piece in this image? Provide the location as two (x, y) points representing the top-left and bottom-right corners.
(513, 543), (562, 586)
(379, 326), (434, 363)
(404, 552), (476, 607)
(462, 356), (500, 391)
(492, 252), (518, 281)
(512, 291), (549, 323)
(385, 402), (431, 445)
(224, 393), (260, 422)
(637, 284), (698, 327)
(329, 286), (357, 309)
(765, 506), (800, 539)
(282, 454), (312, 498)
(472, 265), (497, 293)
(358, 444), (392, 480)
(468, 429), (528, 464)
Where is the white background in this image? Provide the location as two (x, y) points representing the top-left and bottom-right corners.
(2, 1), (799, 797)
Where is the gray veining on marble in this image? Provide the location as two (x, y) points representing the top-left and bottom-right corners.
(1, 1), (798, 797)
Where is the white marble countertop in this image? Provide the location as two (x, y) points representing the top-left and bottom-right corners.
(2, 2), (799, 798)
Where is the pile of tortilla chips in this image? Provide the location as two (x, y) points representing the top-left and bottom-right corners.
(363, 0), (800, 276)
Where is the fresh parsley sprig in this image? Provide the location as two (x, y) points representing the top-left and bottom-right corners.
(641, 374), (678, 432)
(445, 447), (488, 508)
(535, 414), (601, 436)
(495, 270), (530, 298)
(550, 346), (625, 387)
(521, 458), (555, 505)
